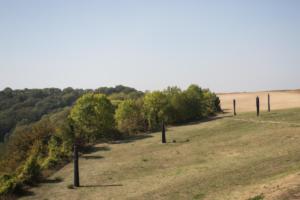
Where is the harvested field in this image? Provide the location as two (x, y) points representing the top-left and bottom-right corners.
(218, 90), (300, 113)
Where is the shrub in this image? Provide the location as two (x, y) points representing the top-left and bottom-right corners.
(248, 194), (264, 200)
(0, 119), (55, 174)
(41, 136), (61, 169)
(17, 145), (42, 185)
(0, 175), (19, 195)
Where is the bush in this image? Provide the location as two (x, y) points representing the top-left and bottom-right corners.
(17, 144), (42, 185)
(41, 136), (61, 169)
(0, 119), (55, 174)
(248, 194), (264, 200)
(0, 112), (74, 195)
(0, 175), (19, 195)
(0, 151), (41, 195)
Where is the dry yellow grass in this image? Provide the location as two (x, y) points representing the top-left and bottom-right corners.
(218, 90), (300, 113)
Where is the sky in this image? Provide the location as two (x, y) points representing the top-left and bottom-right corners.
(0, 0), (299, 93)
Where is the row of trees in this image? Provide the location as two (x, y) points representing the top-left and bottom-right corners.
(70, 84), (221, 142)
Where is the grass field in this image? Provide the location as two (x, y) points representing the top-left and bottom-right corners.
(218, 90), (300, 113)
(20, 107), (300, 200)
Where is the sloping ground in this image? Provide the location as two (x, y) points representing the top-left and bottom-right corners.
(218, 90), (300, 113)
(20, 108), (300, 200)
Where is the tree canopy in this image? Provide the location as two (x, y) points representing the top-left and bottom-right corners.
(69, 93), (115, 142)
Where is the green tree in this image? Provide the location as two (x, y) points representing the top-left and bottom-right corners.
(115, 99), (145, 135)
(183, 84), (206, 120)
(203, 90), (222, 116)
(69, 93), (115, 142)
(143, 91), (168, 131)
(163, 87), (184, 124)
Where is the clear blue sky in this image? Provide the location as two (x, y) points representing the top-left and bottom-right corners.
(0, 0), (299, 92)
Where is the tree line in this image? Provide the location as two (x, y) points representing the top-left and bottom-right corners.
(0, 85), (142, 142)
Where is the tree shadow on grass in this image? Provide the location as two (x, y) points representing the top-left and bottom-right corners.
(80, 184), (123, 188)
(82, 146), (111, 154)
(222, 109), (232, 114)
(109, 134), (153, 144)
(81, 155), (104, 160)
(14, 188), (35, 198)
(40, 177), (63, 184)
(170, 115), (233, 128)
(196, 115), (233, 123)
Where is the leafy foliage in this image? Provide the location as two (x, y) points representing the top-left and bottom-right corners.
(0, 85), (143, 142)
(248, 194), (265, 200)
(0, 119), (55, 174)
(95, 85), (143, 98)
(143, 91), (169, 130)
(69, 93), (115, 142)
(115, 99), (146, 135)
(140, 85), (221, 130)
(0, 87), (82, 142)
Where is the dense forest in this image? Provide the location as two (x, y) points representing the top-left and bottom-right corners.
(0, 84), (221, 197)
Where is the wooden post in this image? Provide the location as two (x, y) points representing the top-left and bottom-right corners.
(233, 99), (236, 116)
(256, 96), (260, 117)
(74, 142), (80, 187)
(162, 121), (166, 143)
(268, 93), (271, 112)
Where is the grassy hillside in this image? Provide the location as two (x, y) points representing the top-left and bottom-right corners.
(20, 108), (300, 200)
(0, 84), (222, 198)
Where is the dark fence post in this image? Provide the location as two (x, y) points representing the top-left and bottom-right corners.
(162, 121), (166, 143)
(70, 123), (80, 187)
(256, 96), (260, 117)
(74, 142), (80, 187)
(268, 93), (271, 112)
(233, 99), (236, 116)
